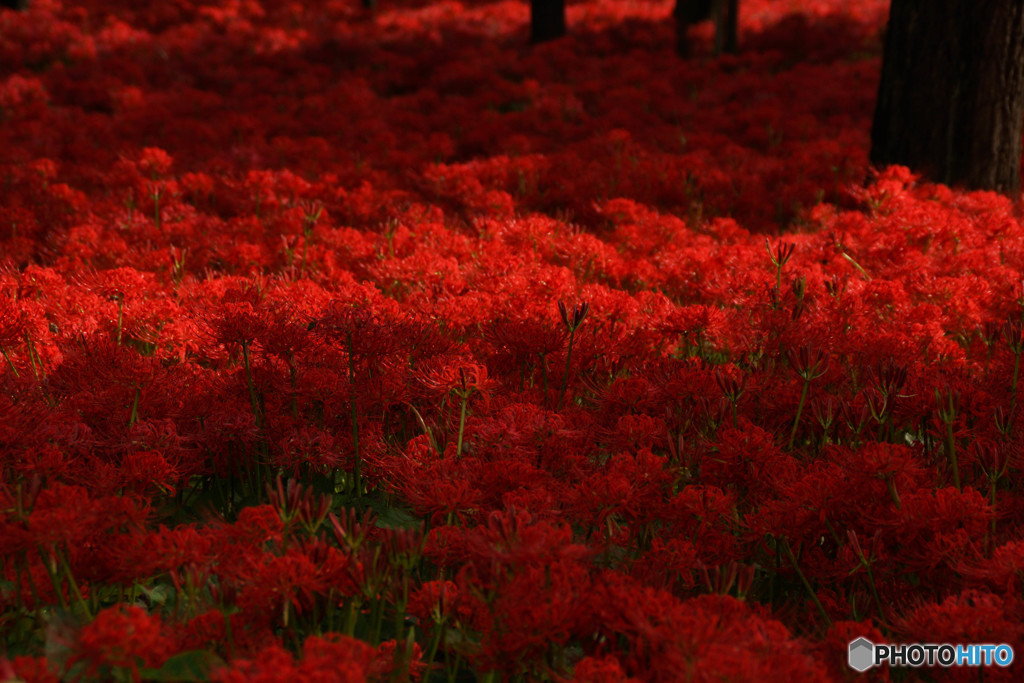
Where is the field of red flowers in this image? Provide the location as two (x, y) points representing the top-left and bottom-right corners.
(2, 0), (1024, 680)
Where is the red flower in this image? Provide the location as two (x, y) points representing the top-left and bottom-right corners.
(69, 606), (173, 681)
(137, 148), (173, 177)
(407, 580), (459, 625)
(3, 656), (60, 683)
(368, 639), (427, 682)
(415, 356), (496, 403)
(571, 655), (639, 683)
(894, 590), (1023, 679)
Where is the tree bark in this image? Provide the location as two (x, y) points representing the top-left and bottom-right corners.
(715, 0), (738, 55)
(870, 1), (1024, 195)
(531, 0), (566, 44)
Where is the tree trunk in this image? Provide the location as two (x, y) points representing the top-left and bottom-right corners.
(1, 0), (28, 9)
(715, 0), (738, 55)
(870, 1), (1024, 195)
(531, 0), (566, 44)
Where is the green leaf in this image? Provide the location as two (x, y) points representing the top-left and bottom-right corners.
(140, 650), (226, 682)
(137, 583), (173, 606)
(372, 501), (421, 530)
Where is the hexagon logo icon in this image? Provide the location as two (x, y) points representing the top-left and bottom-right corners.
(848, 637), (875, 672)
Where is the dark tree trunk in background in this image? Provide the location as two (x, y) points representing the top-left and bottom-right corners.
(675, 0), (738, 58)
(871, 1), (1024, 195)
(715, 0), (738, 55)
(531, 0), (566, 44)
(1, 0), (27, 9)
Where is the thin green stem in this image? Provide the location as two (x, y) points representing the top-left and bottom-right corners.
(289, 355), (299, 419)
(841, 252), (871, 281)
(241, 339), (267, 501)
(424, 622), (446, 678)
(557, 328), (576, 412)
(945, 419), (960, 491)
(347, 332), (361, 501)
(779, 537), (830, 626)
(116, 297), (124, 346)
(456, 389), (471, 458)
(241, 340), (261, 428)
(128, 386), (141, 428)
(39, 547), (67, 611)
(1011, 350), (1021, 418)
(862, 563), (886, 629)
(884, 474), (901, 509)
(370, 589), (385, 645)
(299, 239), (310, 279)
(223, 609), (236, 660)
(445, 650), (463, 683)
(989, 477), (999, 552)
(788, 379), (810, 451)
(343, 598), (359, 637)
(540, 352), (549, 406)
(25, 331), (41, 382)
(12, 558), (25, 611)
(1, 343), (19, 377)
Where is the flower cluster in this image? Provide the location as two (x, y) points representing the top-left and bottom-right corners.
(2, 1), (1021, 682)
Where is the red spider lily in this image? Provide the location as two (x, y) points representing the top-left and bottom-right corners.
(328, 507), (378, 554)
(8, 1), (1024, 679)
(391, 457), (486, 526)
(217, 634), (375, 683)
(886, 487), (992, 575)
(137, 148), (173, 178)
(2, 656), (59, 683)
(20, 484), (149, 562)
(628, 535), (699, 593)
(0, 296), (27, 349)
(558, 299), (590, 332)
(570, 655), (639, 683)
(893, 590), (1024, 673)
(368, 639), (427, 682)
(470, 560), (595, 675)
(485, 316), (567, 383)
(308, 299), (404, 363)
(272, 424), (343, 476)
(567, 449), (674, 539)
(594, 577), (829, 682)
(787, 344), (828, 382)
(237, 546), (333, 627)
(445, 509), (591, 580)
(105, 525), (213, 587)
(407, 580), (459, 625)
(265, 475), (332, 533)
(414, 357), (495, 403)
(68, 606), (174, 682)
(205, 298), (267, 351)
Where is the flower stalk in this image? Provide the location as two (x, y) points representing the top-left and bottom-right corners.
(936, 388), (961, 491)
(778, 536), (830, 626)
(556, 300), (589, 412)
(787, 346), (826, 451)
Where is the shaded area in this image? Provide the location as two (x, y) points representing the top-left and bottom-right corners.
(2, 1), (887, 240)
